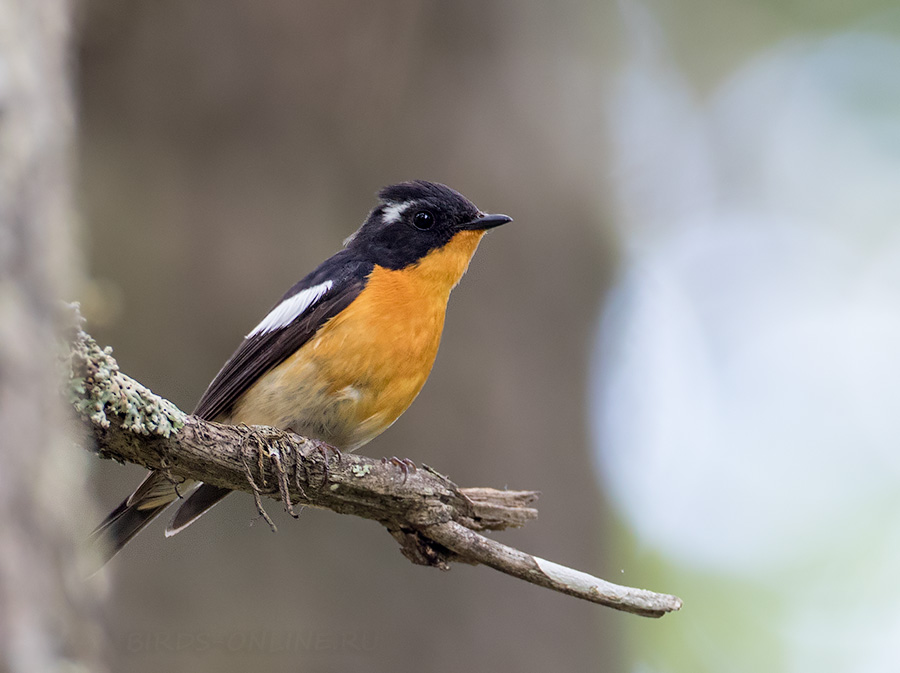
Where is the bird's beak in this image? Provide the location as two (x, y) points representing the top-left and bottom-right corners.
(463, 213), (513, 231)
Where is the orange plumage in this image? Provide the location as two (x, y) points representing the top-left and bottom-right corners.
(226, 230), (486, 449)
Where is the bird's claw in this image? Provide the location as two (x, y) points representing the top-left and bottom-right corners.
(384, 456), (417, 484)
(312, 442), (341, 486)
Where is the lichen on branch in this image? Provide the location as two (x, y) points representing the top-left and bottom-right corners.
(63, 303), (184, 437)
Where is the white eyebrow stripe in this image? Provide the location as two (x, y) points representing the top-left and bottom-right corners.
(247, 280), (333, 337)
(381, 201), (413, 224)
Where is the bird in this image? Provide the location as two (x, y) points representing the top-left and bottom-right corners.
(90, 180), (512, 565)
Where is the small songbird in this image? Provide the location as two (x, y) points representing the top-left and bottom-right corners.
(91, 180), (511, 564)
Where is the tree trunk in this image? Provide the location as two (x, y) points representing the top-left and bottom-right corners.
(0, 1), (104, 670)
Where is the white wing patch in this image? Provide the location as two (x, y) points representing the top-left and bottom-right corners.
(247, 280), (333, 337)
(381, 201), (413, 224)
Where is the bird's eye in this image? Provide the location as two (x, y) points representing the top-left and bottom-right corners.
(413, 211), (435, 230)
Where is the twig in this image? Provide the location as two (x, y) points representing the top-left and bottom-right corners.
(63, 307), (682, 618)
(423, 521), (681, 617)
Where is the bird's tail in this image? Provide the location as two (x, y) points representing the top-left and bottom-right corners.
(165, 484), (231, 537)
(88, 471), (194, 568)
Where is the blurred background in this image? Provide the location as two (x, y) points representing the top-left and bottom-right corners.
(75, 1), (900, 672)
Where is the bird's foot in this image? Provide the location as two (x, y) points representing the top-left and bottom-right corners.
(382, 456), (417, 485)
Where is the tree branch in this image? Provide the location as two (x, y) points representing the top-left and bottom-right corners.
(64, 306), (682, 618)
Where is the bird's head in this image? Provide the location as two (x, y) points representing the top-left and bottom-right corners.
(344, 180), (512, 270)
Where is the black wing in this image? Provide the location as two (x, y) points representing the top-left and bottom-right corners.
(193, 251), (372, 421)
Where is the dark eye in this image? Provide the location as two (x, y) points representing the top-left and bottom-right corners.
(413, 210), (435, 230)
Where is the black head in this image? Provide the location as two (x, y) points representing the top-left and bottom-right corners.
(344, 180), (512, 270)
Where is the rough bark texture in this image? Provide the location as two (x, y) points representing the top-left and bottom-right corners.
(0, 1), (105, 671)
(67, 318), (682, 618)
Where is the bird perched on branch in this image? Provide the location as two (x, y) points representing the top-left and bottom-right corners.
(91, 180), (512, 565)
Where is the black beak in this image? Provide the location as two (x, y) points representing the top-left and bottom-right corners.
(463, 213), (513, 231)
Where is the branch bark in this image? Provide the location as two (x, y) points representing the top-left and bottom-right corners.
(66, 309), (682, 618)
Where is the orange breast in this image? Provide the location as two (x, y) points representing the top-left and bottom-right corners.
(228, 230), (485, 449)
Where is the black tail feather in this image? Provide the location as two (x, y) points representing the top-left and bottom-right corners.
(166, 484), (231, 537)
(88, 497), (171, 567)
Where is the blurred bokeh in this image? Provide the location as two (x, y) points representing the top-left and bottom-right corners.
(592, 3), (900, 673)
(75, 1), (900, 672)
